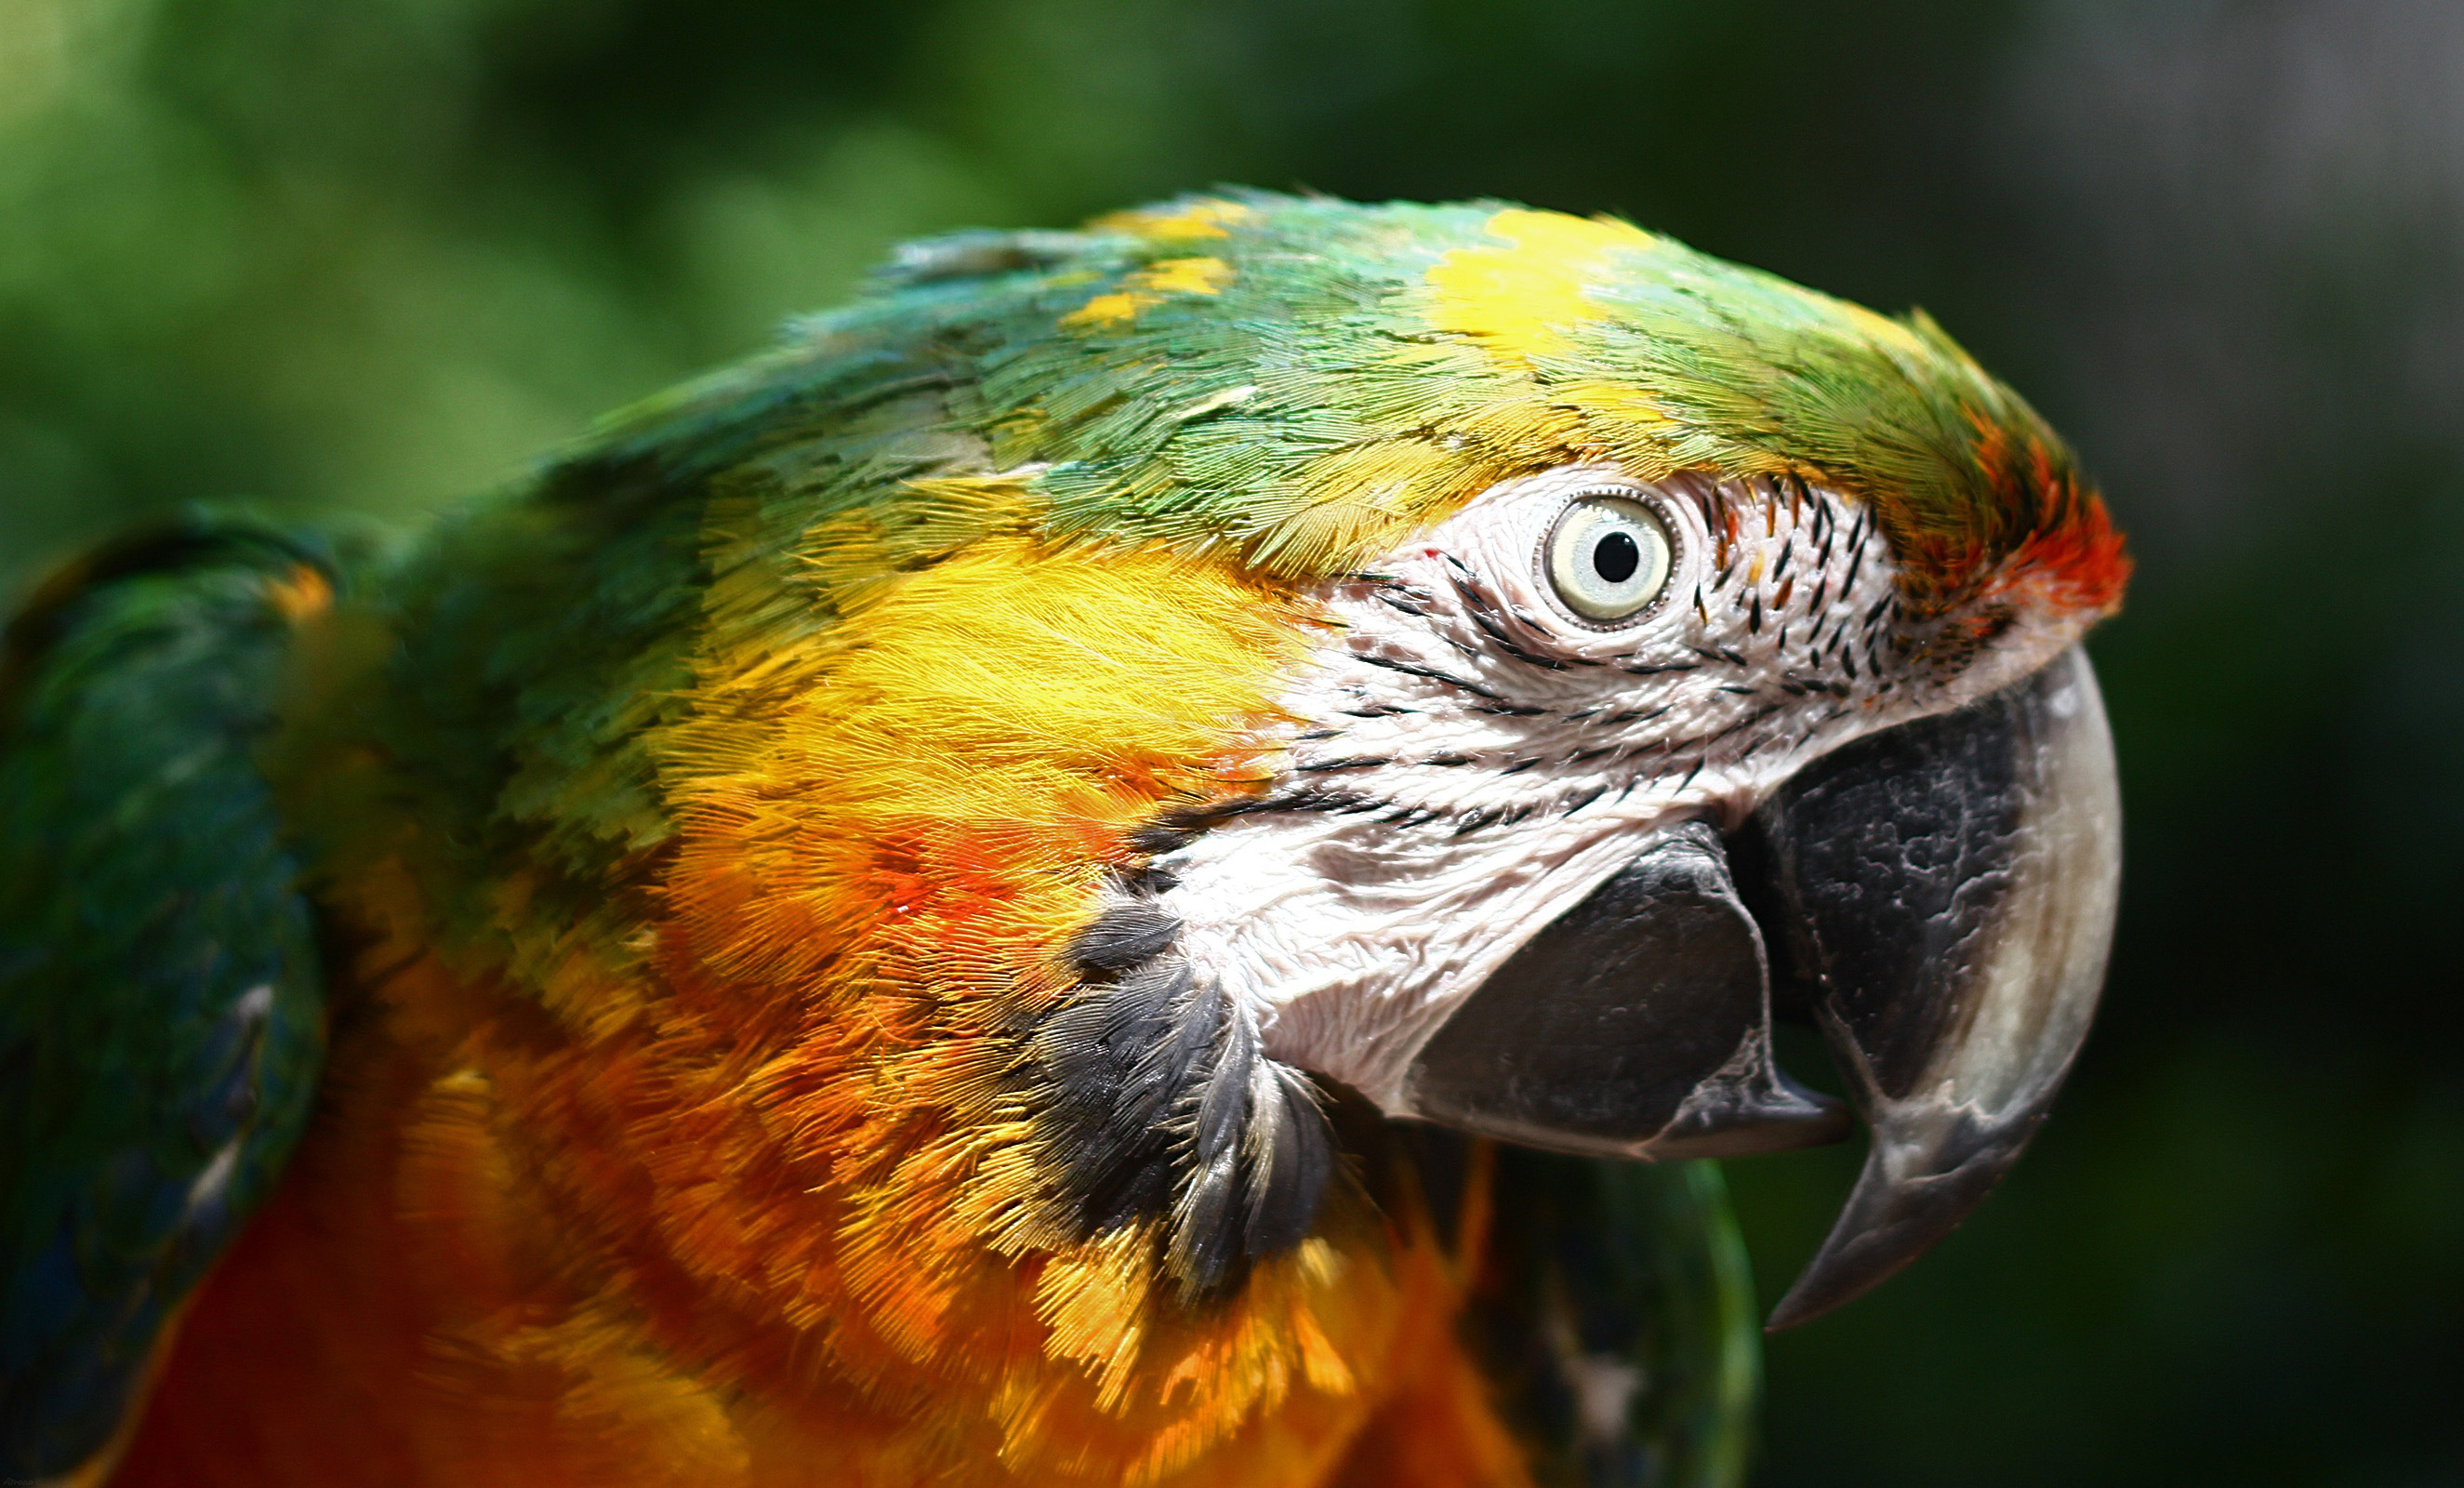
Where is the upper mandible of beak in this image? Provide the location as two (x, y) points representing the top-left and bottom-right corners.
(1742, 645), (2122, 1328)
(1393, 646), (2121, 1327)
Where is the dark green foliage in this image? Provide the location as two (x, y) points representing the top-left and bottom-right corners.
(0, 516), (333, 1477)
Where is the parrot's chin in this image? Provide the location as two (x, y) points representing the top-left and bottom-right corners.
(1393, 645), (2122, 1328)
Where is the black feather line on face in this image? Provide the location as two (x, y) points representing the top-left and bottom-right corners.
(1029, 885), (1337, 1298)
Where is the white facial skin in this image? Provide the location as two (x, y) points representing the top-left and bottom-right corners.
(1150, 464), (2098, 1112)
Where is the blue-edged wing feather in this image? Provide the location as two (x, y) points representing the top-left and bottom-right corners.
(0, 516), (333, 1480)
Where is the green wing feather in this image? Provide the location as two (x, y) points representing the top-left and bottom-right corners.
(1471, 1151), (1759, 1488)
(0, 514), (335, 1479)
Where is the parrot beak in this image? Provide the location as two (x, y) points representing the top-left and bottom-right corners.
(1743, 644), (2121, 1328)
(1398, 646), (2121, 1327)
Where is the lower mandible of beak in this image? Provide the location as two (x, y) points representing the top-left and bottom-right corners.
(1393, 645), (2123, 1328)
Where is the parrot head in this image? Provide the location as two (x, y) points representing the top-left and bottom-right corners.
(598, 193), (2128, 1361)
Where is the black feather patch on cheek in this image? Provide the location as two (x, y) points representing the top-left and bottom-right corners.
(1029, 888), (1337, 1299)
(1066, 898), (1182, 971)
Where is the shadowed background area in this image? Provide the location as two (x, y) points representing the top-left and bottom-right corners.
(3, 0), (2457, 1481)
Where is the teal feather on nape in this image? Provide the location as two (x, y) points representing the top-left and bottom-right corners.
(0, 513), (335, 1481)
(1471, 1151), (1759, 1488)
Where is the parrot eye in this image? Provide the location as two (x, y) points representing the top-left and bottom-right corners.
(1543, 493), (1675, 623)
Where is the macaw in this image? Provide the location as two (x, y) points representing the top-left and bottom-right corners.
(1, 193), (2128, 1488)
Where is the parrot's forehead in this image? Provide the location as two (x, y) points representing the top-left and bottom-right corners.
(905, 193), (2126, 623)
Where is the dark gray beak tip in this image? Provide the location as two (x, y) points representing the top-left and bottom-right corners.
(1762, 1121), (2033, 1331)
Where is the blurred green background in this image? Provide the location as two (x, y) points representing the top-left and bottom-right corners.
(4, 0), (2458, 1481)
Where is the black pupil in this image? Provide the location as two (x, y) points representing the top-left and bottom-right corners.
(1592, 529), (1641, 584)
